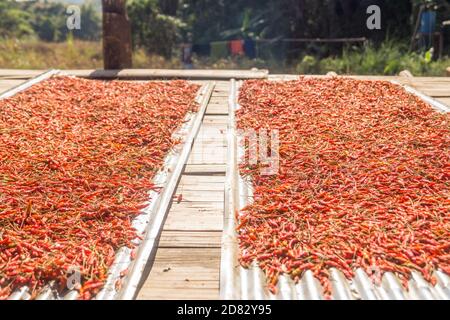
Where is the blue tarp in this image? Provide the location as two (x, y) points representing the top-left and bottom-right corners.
(419, 11), (436, 34)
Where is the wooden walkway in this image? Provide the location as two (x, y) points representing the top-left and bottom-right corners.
(136, 81), (229, 300)
(0, 70), (449, 300)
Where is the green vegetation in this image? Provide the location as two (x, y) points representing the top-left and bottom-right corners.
(0, 39), (181, 70)
(0, 0), (449, 75)
(1, 38), (449, 76)
(0, 0), (100, 42)
(128, 0), (186, 59)
(296, 41), (450, 76)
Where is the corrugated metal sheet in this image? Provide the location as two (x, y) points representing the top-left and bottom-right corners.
(1, 72), (214, 300)
(221, 79), (450, 300)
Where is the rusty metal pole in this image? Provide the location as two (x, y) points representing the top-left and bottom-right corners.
(102, 0), (132, 69)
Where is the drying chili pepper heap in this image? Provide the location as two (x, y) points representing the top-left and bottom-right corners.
(0, 76), (199, 299)
(237, 78), (450, 298)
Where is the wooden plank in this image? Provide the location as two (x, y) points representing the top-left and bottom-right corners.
(191, 141), (227, 151)
(410, 82), (450, 87)
(138, 288), (219, 300)
(214, 82), (233, 88)
(0, 80), (28, 93)
(67, 69), (268, 80)
(192, 138), (226, 145)
(169, 201), (223, 214)
(207, 102), (229, 107)
(211, 92), (229, 98)
(196, 126), (226, 132)
(136, 248), (220, 300)
(176, 176), (224, 190)
(169, 200), (223, 210)
(159, 231), (222, 247)
(188, 154), (227, 163)
(138, 247), (220, 272)
(0, 85), (14, 94)
(168, 204), (223, 216)
(197, 125), (227, 132)
(178, 180), (225, 190)
(410, 87), (450, 97)
(184, 164), (226, 174)
(408, 76), (450, 82)
(202, 115), (229, 125)
(165, 200), (224, 232)
(206, 104), (229, 115)
(188, 140), (227, 163)
(190, 143), (227, 151)
(193, 137), (226, 145)
(175, 190), (223, 202)
(191, 145), (227, 153)
(179, 175), (225, 185)
(164, 209), (223, 231)
(194, 130), (226, 140)
(141, 279), (219, 291)
(188, 155), (227, 165)
(209, 96), (229, 103)
(0, 69), (44, 79)
(436, 97), (450, 106)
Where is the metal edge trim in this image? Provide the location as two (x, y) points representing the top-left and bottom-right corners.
(390, 80), (450, 113)
(220, 79), (239, 300)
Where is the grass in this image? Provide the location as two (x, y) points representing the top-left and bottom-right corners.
(1, 38), (449, 76)
(296, 41), (450, 76)
(0, 38), (181, 69)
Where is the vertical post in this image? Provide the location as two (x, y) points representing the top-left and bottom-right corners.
(102, 0), (132, 69)
(410, 5), (424, 52)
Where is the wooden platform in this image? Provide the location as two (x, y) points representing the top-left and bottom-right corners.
(1, 69), (449, 300)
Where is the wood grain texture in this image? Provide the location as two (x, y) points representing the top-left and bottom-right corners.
(159, 231), (222, 248)
(136, 248), (220, 300)
(0, 80), (28, 94)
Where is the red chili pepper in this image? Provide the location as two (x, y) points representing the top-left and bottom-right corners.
(236, 78), (450, 298)
(0, 76), (200, 299)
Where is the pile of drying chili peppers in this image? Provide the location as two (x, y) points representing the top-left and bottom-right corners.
(0, 76), (199, 299)
(237, 78), (450, 298)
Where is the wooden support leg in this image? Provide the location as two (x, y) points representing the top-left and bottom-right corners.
(102, 0), (132, 69)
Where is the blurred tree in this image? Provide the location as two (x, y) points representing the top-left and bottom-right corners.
(0, 1), (35, 38)
(2, 0), (448, 59)
(127, 0), (186, 58)
(75, 2), (102, 41)
(32, 2), (67, 41)
(177, 0), (408, 43)
(159, 0), (179, 15)
(0, 1), (101, 42)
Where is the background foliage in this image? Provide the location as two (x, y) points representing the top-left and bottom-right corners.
(0, 0), (450, 74)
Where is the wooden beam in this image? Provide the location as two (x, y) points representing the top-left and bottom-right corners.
(102, 0), (132, 69)
(64, 69), (269, 80)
